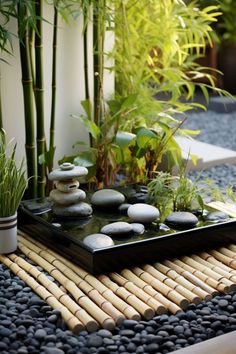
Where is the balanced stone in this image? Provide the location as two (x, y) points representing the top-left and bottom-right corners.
(165, 211), (198, 229)
(101, 222), (133, 236)
(91, 189), (125, 208)
(128, 203), (160, 223)
(52, 202), (92, 217)
(83, 233), (114, 249)
(131, 223), (145, 234)
(48, 163), (88, 181)
(49, 189), (86, 205)
(55, 179), (80, 192)
(206, 211), (229, 222)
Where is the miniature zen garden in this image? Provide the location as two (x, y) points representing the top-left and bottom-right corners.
(1, 1), (236, 354)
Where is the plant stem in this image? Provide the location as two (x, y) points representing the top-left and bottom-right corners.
(0, 68), (3, 129)
(35, 0), (46, 197)
(17, 3), (37, 198)
(83, 5), (89, 101)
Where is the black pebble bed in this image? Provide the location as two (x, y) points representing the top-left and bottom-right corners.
(1, 99), (236, 354)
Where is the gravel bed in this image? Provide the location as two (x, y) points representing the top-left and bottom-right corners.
(1, 97), (236, 353)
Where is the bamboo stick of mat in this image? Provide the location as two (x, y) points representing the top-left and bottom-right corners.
(8, 253), (99, 332)
(18, 238), (124, 326)
(209, 250), (236, 270)
(143, 264), (200, 304)
(207, 201), (236, 218)
(218, 247), (236, 260)
(133, 267), (189, 310)
(17, 241), (115, 330)
(153, 262), (211, 302)
(0, 255), (83, 334)
(191, 254), (236, 283)
(199, 252), (236, 276)
(173, 259), (228, 293)
(228, 244), (236, 253)
(109, 272), (166, 315)
(163, 260), (218, 296)
(181, 256), (236, 292)
(98, 274), (154, 320)
(121, 269), (182, 314)
(18, 234), (140, 321)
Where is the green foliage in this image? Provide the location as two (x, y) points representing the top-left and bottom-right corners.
(0, 130), (27, 217)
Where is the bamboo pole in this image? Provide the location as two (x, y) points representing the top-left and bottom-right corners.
(144, 264), (200, 304)
(163, 260), (218, 296)
(109, 272), (166, 315)
(17, 241), (115, 330)
(9, 253), (98, 332)
(0, 255), (83, 334)
(98, 274), (154, 320)
(173, 259), (228, 293)
(154, 262), (211, 301)
(209, 250), (236, 270)
(207, 201), (236, 218)
(18, 233), (140, 320)
(121, 269), (182, 314)
(133, 267), (189, 310)
(191, 254), (236, 283)
(218, 247), (236, 260)
(181, 256), (236, 292)
(199, 251), (236, 276)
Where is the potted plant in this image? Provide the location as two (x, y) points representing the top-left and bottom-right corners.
(0, 130), (27, 253)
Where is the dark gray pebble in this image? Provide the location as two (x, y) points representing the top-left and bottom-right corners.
(87, 335), (103, 347)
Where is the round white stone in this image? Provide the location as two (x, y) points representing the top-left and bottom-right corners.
(101, 222), (133, 236)
(128, 203), (160, 223)
(83, 234), (114, 249)
(91, 189), (125, 208)
(48, 165), (88, 181)
(49, 189), (86, 205)
(55, 179), (80, 192)
(130, 223), (145, 234)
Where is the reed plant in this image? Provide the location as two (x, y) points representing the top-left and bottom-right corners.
(0, 130), (27, 217)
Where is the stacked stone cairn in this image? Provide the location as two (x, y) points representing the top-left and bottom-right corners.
(48, 162), (92, 218)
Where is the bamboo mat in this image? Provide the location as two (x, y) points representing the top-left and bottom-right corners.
(1, 230), (236, 334)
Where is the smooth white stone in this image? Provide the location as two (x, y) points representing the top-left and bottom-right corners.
(48, 165), (88, 181)
(83, 233), (114, 249)
(130, 223), (145, 234)
(128, 203), (160, 223)
(49, 189), (86, 205)
(52, 202), (92, 217)
(55, 179), (80, 192)
(91, 189), (125, 208)
(101, 222), (133, 236)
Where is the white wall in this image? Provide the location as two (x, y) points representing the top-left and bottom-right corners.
(0, 3), (114, 167)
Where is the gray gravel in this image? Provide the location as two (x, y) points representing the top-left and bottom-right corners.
(1, 96), (236, 353)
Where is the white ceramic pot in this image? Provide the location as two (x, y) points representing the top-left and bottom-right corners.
(0, 213), (17, 254)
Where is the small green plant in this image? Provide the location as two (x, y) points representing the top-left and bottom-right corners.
(0, 130), (27, 217)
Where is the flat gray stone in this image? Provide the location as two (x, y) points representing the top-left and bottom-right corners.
(48, 165), (88, 181)
(118, 203), (132, 214)
(83, 233), (114, 249)
(101, 222), (133, 236)
(52, 202), (92, 217)
(130, 223), (145, 234)
(128, 203), (160, 223)
(49, 189), (86, 205)
(91, 189), (125, 208)
(206, 211), (229, 222)
(165, 211), (198, 229)
(55, 179), (80, 192)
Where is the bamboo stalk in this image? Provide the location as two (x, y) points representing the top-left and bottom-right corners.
(110, 272), (166, 315)
(17, 241), (115, 330)
(0, 255), (83, 334)
(163, 260), (218, 296)
(207, 201), (236, 218)
(18, 233), (140, 320)
(9, 253), (98, 332)
(228, 244), (236, 253)
(144, 264), (200, 304)
(154, 262), (211, 301)
(181, 256), (236, 292)
(199, 251), (236, 275)
(133, 267), (189, 310)
(17, 3), (37, 198)
(0, 68), (3, 129)
(191, 254), (236, 283)
(173, 259), (228, 293)
(209, 250), (236, 270)
(98, 274), (154, 320)
(121, 269), (182, 314)
(218, 247), (236, 260)
(35, 0), (46, 197)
